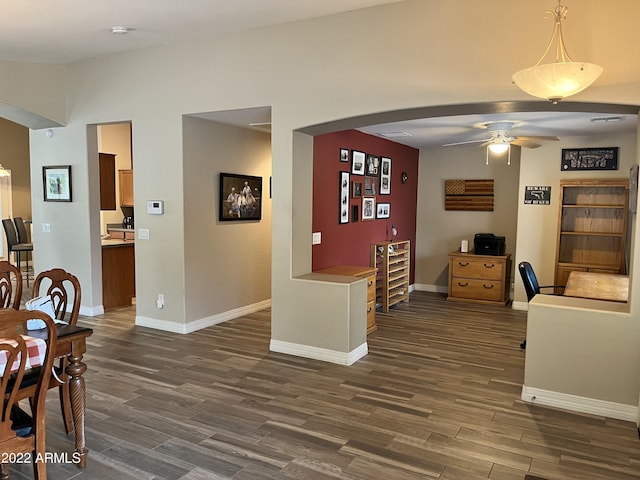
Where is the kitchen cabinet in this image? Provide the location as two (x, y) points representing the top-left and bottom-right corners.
(554, 179), (629, 290)
(119, 169), (134, 206)
(99, 153), (116, 210)
(447, 251), (511, 305)
(102, 242), (135, 310)
(370, 240), (410, 312)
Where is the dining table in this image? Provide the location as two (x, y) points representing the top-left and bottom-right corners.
(563, 271), (629, 303)
(27, 323), (94, 468)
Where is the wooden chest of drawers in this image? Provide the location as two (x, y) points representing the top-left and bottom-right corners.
(314, 265), (377, 334)
(447, 251), (511, 305)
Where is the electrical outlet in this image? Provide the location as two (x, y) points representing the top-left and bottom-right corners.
(42, 223), (51, 233)
(156, 294), (164, 309)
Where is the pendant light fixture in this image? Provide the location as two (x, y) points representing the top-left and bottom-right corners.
(512, 1), (602, 104)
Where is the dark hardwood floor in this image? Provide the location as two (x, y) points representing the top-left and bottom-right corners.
(9, 291), (640, 479)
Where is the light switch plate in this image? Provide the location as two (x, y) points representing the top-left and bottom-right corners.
(138, 228), (150, 240)
(312, 232), (321, 245)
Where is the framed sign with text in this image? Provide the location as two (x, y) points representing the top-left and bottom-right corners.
(524, 186), (551, 205)
(561, 147), (618, 171)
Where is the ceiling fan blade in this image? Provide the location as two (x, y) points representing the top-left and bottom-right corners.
(516, 135), (559, 141)
(442, 138), (489, 147)
(512, 138), (542, 149)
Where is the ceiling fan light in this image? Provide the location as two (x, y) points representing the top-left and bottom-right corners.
(512, 62), (603, 103)
(488, 143), (510, 154)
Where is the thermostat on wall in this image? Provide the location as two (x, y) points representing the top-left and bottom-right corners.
(147, 200), (164, 214)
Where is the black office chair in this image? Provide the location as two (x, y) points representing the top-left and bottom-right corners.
(518, 261), (563, 350)
(2, 218), (33, 286)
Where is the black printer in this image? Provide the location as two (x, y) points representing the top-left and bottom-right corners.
(473, 233), (505, 256)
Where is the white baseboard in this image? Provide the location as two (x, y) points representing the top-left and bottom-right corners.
(413, 283), (448, 294)
(80, 305), (104, 316)
(521, 386), (636, 422)
(135, 299), (271, 334)
(270, 339), (368, 366)
(512, 301), (528, 311)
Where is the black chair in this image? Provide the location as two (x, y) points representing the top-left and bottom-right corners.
(2, 218), (33, 286)
(518, 261), (563, 349)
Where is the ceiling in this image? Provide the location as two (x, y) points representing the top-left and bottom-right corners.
(0, 0), (402, 64)
(4, 0), (637, 145)
(358, 110), (638, 150)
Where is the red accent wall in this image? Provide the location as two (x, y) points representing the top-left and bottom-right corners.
(313, 130), (419, 283)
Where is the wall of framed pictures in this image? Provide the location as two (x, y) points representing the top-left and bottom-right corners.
(312, 129), (419, 276)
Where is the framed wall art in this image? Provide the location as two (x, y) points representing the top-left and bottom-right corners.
(351, 150), (365, 175)
(365, 154), (380, 176)
(362, 196), (376, 221)
(364, 176), (377, 195)
(352, 181), (362, 198)
(219, 172), (262, 221)
(340, 148), (349, 162)
(339, 171), (350, 224)
(379, 157), (391, 194)
(43, 165), (72, 202)
(376, 202), (390, 219)
(561, 147), (619, 171)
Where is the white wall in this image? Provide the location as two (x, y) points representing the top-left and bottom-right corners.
(181, 116), (272, 331)
(10, 0), (640, 394)
(415, 145), (521, 292)
(514, 132), (637, 306)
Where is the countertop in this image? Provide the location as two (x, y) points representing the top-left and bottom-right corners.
(107, 227), (135, 233)
(101, 238), (135, 248)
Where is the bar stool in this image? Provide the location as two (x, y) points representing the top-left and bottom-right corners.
(2, 218), (33, 286)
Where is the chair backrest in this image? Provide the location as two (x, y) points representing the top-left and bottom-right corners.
(0, 260), (22, 309)
(32, 268), (81, 325)
(1, 219), (18, 249)
(13, 217), (30, 244)
(518, 261), (541, 302)
(0, 309), (56, 478)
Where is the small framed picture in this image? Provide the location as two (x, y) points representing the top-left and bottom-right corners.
(379, 157), (391, 195)
(364, 176), (377, 196)
(43, 165), (72, 202)
(339, 171), (350, 224)
(362, 196), (376, 221)
(352, 182), (362, 198)
(351, 150), (365, 175)
(351, 204), (359, 222)
(376, 202), (390, 219)
(340, 148), (349, 162)
(365, 154), (380, 176)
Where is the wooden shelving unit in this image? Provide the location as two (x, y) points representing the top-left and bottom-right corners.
(555, 178), (629, 289)
(370, 240), (410, 312)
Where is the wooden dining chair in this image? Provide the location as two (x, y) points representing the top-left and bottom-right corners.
(0, 309), (57, 480)
(0, 261), (22, 310)
(32, 268), (81, 435)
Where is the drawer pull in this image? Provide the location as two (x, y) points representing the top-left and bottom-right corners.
(457, 282), (469, 287)
(458, 262), (469, 267)
(484, 263), (496, 269)
(367, 280), (373, 287)
(367, 306), (372, 313)
(483, 284), (495, 289)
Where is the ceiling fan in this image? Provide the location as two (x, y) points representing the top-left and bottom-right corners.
(443, 121), (559, 151)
